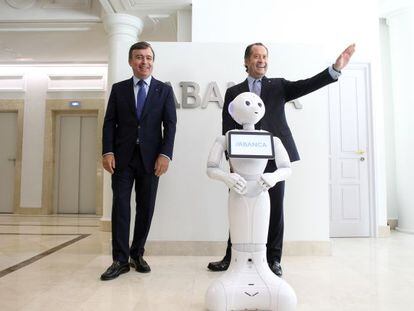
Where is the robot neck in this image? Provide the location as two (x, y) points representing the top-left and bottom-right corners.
(242, 123), (255, 130)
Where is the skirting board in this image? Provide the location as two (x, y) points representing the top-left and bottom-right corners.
(395, 227), (414, 234)
(387, 219), (398, 230)
(378, 225), (391, 237)
(144, 240), (332, 256)
(100, 218), (111, 232)
(100, 220), (332, 256)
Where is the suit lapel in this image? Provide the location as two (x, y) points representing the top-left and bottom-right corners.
(140, 77), (160, 121)
(260, 76), (270, 102)
(239, 79), (249, 94)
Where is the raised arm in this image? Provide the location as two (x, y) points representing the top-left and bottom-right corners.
(207, 136), (247, 194)
(283, 44), (356, 102)
(258, 137), (292, 191)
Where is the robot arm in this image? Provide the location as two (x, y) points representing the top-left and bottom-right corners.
(207, 136), (247, 194)
(258, 137), (292, 191)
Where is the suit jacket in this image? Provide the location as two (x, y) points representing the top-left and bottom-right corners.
(222, 68), (336, 165)
(102, 77), (177, 173)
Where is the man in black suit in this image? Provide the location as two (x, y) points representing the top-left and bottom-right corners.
(101, 41), (177, 281)
(208, 43), (355, 276)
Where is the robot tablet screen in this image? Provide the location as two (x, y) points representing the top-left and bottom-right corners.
(228, 131), (275, 159)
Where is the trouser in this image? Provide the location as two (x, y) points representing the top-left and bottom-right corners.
(111, 146), (159, 263)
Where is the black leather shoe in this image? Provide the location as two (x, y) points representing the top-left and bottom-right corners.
(268, 261), (283, 277)
(130, 256), (151, 273)
(100, 261), (130, 281)
(207, 257), (230, 271)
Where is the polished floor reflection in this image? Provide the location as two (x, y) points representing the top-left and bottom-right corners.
(0, 215), (413, 311)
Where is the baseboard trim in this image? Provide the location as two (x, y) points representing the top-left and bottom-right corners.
(282, 240), (332, 256)
(387, 219), (398, 230)
(378, 225), (391, 237)
(99, 218), (111, 232)
(99, 220), (332, 256)
(395, 227), (414, 234)
(15, 207), (45, 215)
(144, 240), (332, 256)
(145, 241), (227, 256)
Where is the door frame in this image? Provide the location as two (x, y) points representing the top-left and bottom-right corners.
(328, 63), (377, 237)
(41, 99), (104, 215)
(0, 100), (24, 214)
(53, 113), (99, 214)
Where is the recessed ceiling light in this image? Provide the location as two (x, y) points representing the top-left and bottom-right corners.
(15, 57), (34, 61)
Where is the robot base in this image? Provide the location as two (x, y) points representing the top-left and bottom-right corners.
(205, 249), (297, 311)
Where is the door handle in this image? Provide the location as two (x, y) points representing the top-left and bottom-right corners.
(8, 158), (16, 162)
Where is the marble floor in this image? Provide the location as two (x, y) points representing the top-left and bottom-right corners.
(0, 215), (413, 311)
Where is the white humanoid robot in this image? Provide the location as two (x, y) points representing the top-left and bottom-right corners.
(205, 92), (297, 311)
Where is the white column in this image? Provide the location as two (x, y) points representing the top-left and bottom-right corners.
(387, 7), (414, 233)
(100, 13), (143, 231)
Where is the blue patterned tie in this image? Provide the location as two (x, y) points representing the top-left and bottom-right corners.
(252, 79), (261, 96)
(136, 79), (146, 120)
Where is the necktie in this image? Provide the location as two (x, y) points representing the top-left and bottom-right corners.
(252, 79), (261, 96)
(136, 79), (146, 120)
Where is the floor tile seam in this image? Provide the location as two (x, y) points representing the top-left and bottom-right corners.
(0, 224), (99, 227)
(0, 234), (91, 278)
(0, 215), (100, 219)
(0, 233), (89, 236)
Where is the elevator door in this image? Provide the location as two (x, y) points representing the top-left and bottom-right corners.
(55, 115), (97, 214)
(0, 112), (17, 213)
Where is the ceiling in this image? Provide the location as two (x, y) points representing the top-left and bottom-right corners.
(0, 0), (192, 63)
(1, 0), (409, 64)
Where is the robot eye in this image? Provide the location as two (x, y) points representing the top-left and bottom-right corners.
(245, 100), (251, 106)
(258, 102), (262, 107)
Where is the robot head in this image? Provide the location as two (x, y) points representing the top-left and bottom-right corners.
(228, 92), (265, 126)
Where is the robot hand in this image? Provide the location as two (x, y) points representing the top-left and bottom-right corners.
(224, 173), (247, 195)
(258, 173), (278, 191)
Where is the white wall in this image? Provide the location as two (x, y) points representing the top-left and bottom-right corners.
(145, 42), (331, 241)
(177, 9), (192, 42)
(20, 69), (48, 208)
(1, 46), (331, 242)
(379, 1), (414, 230)
(192, 0), (388, 233)
(379, 19), (398, 220)
(0, 46), (330, 242)
(385, 7), (414, 232)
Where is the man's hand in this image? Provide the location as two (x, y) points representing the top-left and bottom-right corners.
(102, 154), (115, 174)
(334, 43), (356, 71)
(154, 155), (170, 177)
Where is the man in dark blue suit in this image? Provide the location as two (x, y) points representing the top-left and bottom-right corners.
(101, 41), (177, 281)
(208, 43), (355, 277)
